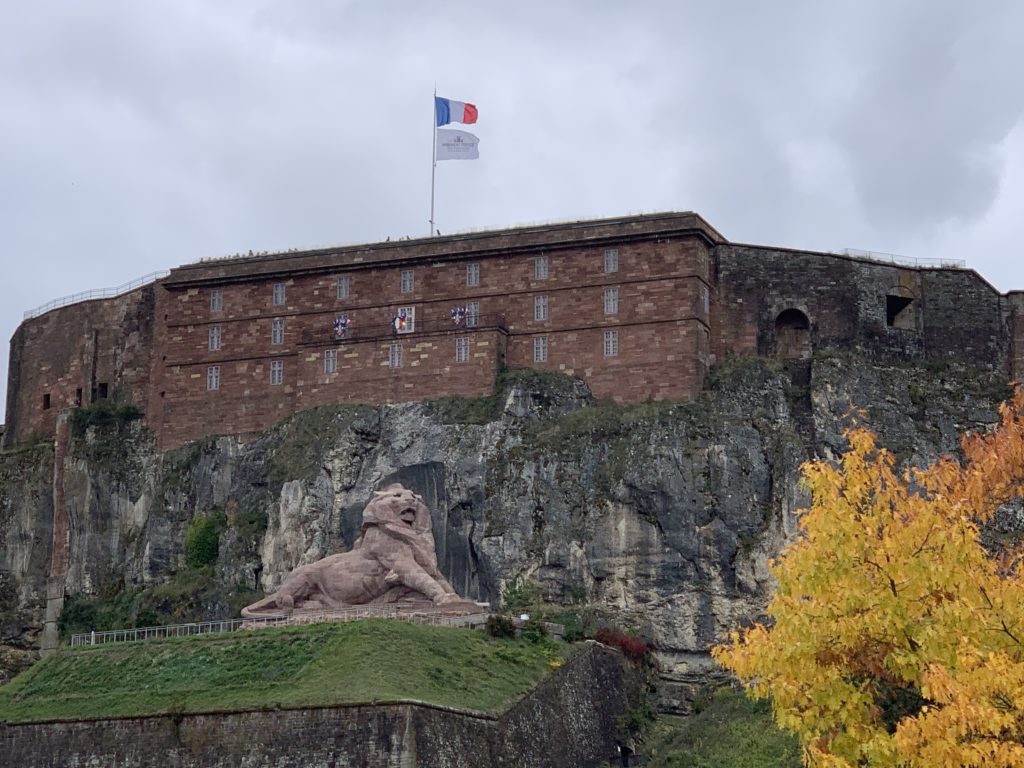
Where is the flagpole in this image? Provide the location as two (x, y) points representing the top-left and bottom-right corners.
(429, 86), (437, 236)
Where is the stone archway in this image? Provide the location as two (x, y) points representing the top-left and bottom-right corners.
(774, 308), (811, 360)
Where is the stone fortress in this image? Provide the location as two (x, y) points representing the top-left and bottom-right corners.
(5, 211), (1024, 450)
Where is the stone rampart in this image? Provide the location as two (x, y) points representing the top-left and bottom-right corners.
(0, 641), (637, 768)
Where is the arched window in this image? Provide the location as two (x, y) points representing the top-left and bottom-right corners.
(775, 308), (811, 359)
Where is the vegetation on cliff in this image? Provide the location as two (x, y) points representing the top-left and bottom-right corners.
(645, 687), (801, 768)
(0, 619), (564, 723)
(715, 392), (1024, 766)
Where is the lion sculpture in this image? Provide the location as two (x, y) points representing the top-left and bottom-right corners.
(241, 484), (474, 618)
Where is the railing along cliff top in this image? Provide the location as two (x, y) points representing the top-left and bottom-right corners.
(838, 248), (966, 269)
(24, 270), (169, 320)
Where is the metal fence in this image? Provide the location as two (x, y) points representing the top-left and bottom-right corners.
(69, 603), (489, 647)
(24, 270), (170, 320)
(838, 248), (966, 269)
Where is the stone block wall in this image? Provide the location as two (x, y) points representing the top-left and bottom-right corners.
(3, 288), (156, 448)
(5, 212), (1018, 450)
(0, 642), (638, 768)
(715, 244), (1010, 371)
(152, 215), (713, 447)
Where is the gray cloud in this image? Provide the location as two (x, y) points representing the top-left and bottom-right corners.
(2, 1), (1023, 411)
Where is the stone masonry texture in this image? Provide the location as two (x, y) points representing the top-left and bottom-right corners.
(0, 642), (637, 768)
(4, 211), (1020, 450)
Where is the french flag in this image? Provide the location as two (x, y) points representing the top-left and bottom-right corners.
(435, 96), (478, 126)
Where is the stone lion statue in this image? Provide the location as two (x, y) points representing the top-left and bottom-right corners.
(241, 484), (472, 618)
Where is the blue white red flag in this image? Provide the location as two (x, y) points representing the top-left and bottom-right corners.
(435, 97), (478, 126)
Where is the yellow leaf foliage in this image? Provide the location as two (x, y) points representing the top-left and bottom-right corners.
(713, 389), (1024, 767)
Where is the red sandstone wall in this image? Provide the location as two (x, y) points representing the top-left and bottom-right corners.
(3, 288), (155, 447)
(154, 233), (712, 447)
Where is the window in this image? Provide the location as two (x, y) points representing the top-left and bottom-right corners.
(455, 337), (469, 363)
(466, 263), (480, 287)
(75, 388), (83, 407)
(534, 295), (548, 321)
(603, 329), (618, 357)
(389, 343), (403, 368)
(210, 289), (223, 312)
(42, 393), (51, 410)
(400, 269), (414, 293)
(96, 382), (109, 400)
(394, 306), (415, 333)
(535, 255), (549, 280)
(701, 285), (710, 314)
(271, 318), (284, 345)
(336, 276), (350, 300)
(272, 282), (286, 306)
(270, 360), (283, 385)
(886, 294), (915, 329)
(207, 365), (220, 391)
(324, 349), (337, 374)
(466, 301), (480, 328)
(604, 286), (619, 315)
(604, 248), (619, 273)
(533, 335), (548, 362)
(208, 325), (221, 351)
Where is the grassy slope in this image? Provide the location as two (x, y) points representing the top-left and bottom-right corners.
(645, 688), (802, 768)
(0, 620), (561, 724)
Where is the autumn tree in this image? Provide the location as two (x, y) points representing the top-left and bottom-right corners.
(713, 391), (1024, 767)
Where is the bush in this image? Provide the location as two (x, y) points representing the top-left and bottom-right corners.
(485, 614), (517, 639)
(69, 401), (143, 438)
(184, 510), (227, 568)
(501, 577), (542, 612)
(595, 628), (651, 662)
(520, 617), (548, 644)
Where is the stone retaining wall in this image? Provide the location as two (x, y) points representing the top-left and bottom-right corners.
(0, 641), (638, 768)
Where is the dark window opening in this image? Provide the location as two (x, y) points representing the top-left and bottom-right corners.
(96, 382), (109, 400)
(886, 295), (915, 329)
(42, 393), (51, 410)
(75, 388), (83, 407)
(774, 308), (811, 360)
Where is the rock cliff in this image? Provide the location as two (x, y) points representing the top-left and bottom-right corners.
(0, 354), (1013, 694)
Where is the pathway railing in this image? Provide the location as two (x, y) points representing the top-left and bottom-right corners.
(69, 603), (489, 647)
(24, 270), (169, 320)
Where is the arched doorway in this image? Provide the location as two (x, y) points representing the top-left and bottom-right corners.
(775, 308), (811, 360)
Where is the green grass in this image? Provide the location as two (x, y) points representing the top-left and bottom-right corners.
(0, 619), (563, 724)
(644, 687), (802, 768)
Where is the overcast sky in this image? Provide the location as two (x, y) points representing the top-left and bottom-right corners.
(3, 1), (1024, 414)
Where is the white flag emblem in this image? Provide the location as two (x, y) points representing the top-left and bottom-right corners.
(436, 129), (480, 161)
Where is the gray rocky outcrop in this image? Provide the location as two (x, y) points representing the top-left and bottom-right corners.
(0, 355), (1015, 693)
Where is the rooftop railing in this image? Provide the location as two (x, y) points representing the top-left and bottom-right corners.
(299, 313), (507, 346)
(24, 270), (169, 320)
(838, 248), (966, 269)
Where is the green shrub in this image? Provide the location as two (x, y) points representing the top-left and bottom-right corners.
(520, 617), (548, 644)
(69, 401), (143, 438)
(184, 510), (227, 568)
(501, 577), (542, 612)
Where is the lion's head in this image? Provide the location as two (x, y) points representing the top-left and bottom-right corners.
(363, 483), (432, 534)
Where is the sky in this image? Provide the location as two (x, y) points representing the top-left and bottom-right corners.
(2, 1), (1024, 413)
